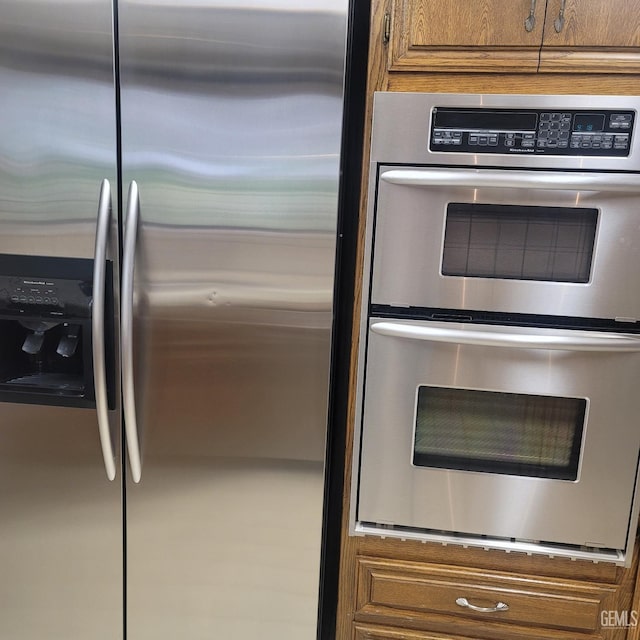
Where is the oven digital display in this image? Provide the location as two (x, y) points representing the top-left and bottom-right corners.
(433, 109), (537, 131)
(573, 113), (605, 132)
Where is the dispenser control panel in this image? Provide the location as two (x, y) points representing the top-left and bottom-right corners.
(8, 279), (60, 308)
(0, 255), (93, 318)
(429, 107), (635, 156)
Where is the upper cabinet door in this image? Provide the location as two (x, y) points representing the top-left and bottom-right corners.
(389, 0), (546, 73)
(540, 0), (640, 73)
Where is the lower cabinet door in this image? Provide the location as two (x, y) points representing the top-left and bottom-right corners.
(354, 622), (481, 640)
(355, 556), (623, 640)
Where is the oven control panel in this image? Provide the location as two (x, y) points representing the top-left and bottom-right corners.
(429, 107), (635, 156)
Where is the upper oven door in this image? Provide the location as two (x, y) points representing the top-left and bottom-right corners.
(371, 166), (640, 321)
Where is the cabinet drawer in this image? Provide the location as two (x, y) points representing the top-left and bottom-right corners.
(355, 556), (619, 639)
(354, 622), (476, 640)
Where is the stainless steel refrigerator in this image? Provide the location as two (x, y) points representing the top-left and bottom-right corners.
(0, 1), (349, 637)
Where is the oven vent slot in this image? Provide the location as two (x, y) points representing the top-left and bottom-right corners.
(430, 313), (474, 322)
(355, 521), (626, 565)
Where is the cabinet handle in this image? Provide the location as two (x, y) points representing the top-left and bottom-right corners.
(456, 597), (509, 613)
(554, 0), (567, 32)
(524, 0), (537, 32)
(383, 11), (390, 45)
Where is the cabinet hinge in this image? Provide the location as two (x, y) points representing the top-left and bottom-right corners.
(383, 12), (390, 45)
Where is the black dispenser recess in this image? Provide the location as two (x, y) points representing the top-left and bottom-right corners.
(0, 254), (115, 408)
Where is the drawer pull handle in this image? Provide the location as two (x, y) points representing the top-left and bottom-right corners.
(554, 0), (567, 33)
(455, 597), (509, 613)
(524, 0), (537, 32)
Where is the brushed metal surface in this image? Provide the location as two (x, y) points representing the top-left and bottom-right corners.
(358, 318), (640, 552)
(118, 1), (347, 637)
(372, 165), (640, 320)
(352, 92), (640, 565)
(0, 2), (121, 637)
(0, 1), (118, 260)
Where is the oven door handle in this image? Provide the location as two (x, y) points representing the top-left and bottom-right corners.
(370, 322), (640, 352)
(380, 169), (640, 193)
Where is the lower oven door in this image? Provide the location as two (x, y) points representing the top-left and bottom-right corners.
(357, 318), (640, 552)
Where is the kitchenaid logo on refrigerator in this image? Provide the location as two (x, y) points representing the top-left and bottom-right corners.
(601, 610), (638, 628)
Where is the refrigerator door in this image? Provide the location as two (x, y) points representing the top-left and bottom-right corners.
(0, 1), (121, 639)
(118, 1), (347, 637)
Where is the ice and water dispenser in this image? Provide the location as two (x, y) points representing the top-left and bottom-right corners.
(0, 254), (114, 408)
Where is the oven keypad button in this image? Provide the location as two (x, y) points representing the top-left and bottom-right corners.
(610, 114), (633, 129)
(433, 130), (463, 146)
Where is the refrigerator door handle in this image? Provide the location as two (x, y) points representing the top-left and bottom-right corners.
(93, 179), (117, 481)
(122, 180), (143, 483)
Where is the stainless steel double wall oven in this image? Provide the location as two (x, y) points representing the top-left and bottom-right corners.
(352, 93), (640, 565)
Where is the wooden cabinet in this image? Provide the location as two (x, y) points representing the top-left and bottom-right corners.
(388, 0), (640, 74)
(334, 3), (640, 639)
(390, 0), (545, 72)
(337, 525), (640, 639)
(539, 0), (640, 72)
(354, 556), (626, 640)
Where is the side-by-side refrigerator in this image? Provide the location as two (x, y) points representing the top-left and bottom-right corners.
(0, 1), (349, 638)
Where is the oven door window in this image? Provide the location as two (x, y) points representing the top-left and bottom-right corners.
(441, 203), (598, 282)
(413, 386), (586, 480)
